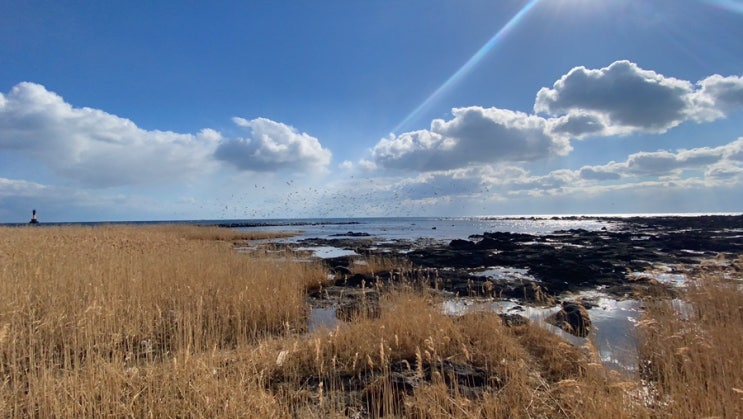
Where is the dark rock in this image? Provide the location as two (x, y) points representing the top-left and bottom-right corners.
(449, 239), (476, 250)
(329, 231), (372, 237)
(331, 266), (353, 277)
(293, 214), (743, 310)
(547, 302), (592, 337)
(336, 273), (372, 287)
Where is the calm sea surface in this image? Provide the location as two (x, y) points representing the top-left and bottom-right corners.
(228, 216), (617, 242)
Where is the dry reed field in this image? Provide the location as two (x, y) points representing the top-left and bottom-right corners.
(0, 225), (741, 417)
(636, 259), (743, 417)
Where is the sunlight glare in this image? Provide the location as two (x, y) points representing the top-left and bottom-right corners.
(702, 0), (743, 14)
(392, 0), (541, 134)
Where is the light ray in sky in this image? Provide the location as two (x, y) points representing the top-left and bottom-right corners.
(392, 0), (541, 134)
(702, 0), (743, 14)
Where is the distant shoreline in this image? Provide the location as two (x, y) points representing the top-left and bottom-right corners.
(1, 212), (741, 228)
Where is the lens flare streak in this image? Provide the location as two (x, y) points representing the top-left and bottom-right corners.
(392, 0), (542, 134)
(703, 0), (743, 14)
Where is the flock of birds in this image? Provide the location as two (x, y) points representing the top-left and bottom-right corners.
(189, 176), (496, 221)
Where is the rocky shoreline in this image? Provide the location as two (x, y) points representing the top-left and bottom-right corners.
(245, 215), (743, 412)
(259, 215), (743, 338)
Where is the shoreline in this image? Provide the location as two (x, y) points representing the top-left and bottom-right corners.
(252, 213), (743, 373)
(265, 213), (743, 299)
(2, 212), (741, 228)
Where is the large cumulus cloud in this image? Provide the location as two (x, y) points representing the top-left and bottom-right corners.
(0, 82), (220, 187)
(372, 106), (571, 171)
(0, 82), (333, 189)
(536, 60), (694, 133)
(214, 117), (332, 172)
(694, 74), (743, 118)
(537, 60), (743, 138)
(372, 60), (743, 173)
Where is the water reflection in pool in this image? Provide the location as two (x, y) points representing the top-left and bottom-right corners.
(307, 296), (645, 374)
(442, 297), (642, 373)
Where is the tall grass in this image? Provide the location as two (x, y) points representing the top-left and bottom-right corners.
(637, 259), (743, 417)
(0, 225), (325, 416)
(1, 225), (740, 417)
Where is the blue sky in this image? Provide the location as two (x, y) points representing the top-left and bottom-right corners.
(1, 0), (742, 222)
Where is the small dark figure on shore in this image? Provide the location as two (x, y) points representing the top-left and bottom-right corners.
(29, 209), (39, 224)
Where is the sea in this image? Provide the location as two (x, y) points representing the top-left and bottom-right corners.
(216, 215), (619, 242)
(7, 213), (736, 241)
(216, 212), (743, 242)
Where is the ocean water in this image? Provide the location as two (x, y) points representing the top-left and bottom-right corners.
(229, 216), (617, 242)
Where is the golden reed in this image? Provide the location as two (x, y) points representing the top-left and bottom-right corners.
(0, 225), (739, 417)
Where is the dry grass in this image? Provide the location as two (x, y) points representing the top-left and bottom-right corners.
(0, 225), (324, 416)
(636, 257), (743, 417)
(254, 290), (647, 418)
(350, 255), (414, 276)
(1, 225), (740, 417)
(148, 223), (298, 242)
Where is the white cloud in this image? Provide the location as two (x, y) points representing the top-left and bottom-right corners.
(372, 106), (571, 171)
(214, 117), (332, 173)
(547, 112), (607, 138)
(388, 138), (743, 204)
(0, 177), (48, 198)
(537, 61), (743, 139)
(358, 159), (377, 171)
(578, 165), (622, 181)
(724, 137), (743, 161)
(0, 176), (157, 222)
(0, 82), (219, 188)
(0, 82), (334, 192)
(370, 61), (742, 175)
(577, 139), (742, 180)
(536, 60), (695, 136)
(694, 74), (743, 118)
(705, 161), (743, 179)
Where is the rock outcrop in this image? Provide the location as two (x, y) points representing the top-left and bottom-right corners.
(546, 302), (592, 338)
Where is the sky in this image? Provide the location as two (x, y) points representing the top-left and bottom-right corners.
(1, 0), (743, 222)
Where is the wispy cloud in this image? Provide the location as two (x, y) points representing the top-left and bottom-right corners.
(356, 137), (743, 213)
(578, 138), (743, 179)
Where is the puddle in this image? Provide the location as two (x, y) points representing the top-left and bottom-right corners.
(296, 246), (359, 258)
(655, 273), (689, 286)
(628, 266), (689, 287)
(308, 307), (340, 332)
(442, 296), (643, 373)
(470, 266), (537, 283)
(308, 295), (647, 374)
(588, 298), (642, 372)
(671, 298), (695, 320)
(442, 299), (560, 319)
